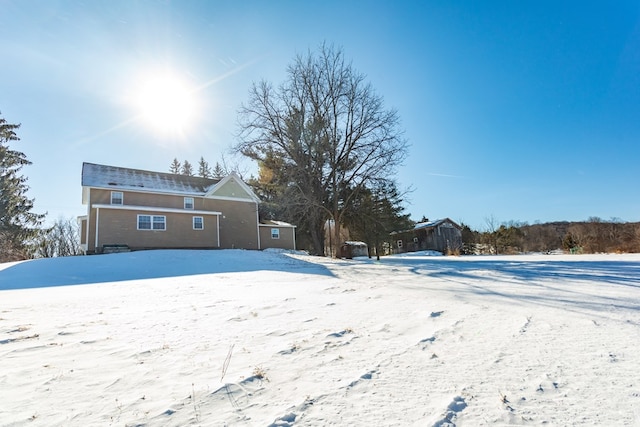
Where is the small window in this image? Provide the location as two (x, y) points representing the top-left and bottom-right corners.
(111, 191), (123, 205)
(193, 216), (204, 230)
(184, 197), (194, 209)
(137, 215), (166, 231)
(397, 240), (403, 248)
(413, 237), (419, 243)
(271, 228), (280, 239)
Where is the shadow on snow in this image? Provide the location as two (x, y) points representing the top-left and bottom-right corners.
(377, 256), (640, 315)
(0, 249), (334, 291)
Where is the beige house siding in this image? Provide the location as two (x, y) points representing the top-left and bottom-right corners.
(210, 177), (252, 199)
(211, 199), (259, 249)
(90, 188), (205, 210)
(94, 208), (219, 251)
(259, 225), (296, 250)
(81, 163), (296, 253)
(85, 188), (261, 253)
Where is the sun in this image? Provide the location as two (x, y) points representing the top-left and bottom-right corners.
(133, 71), (199, 135)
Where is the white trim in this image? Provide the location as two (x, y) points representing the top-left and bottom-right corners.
(92, 204), (221, 216)
(216, 215), (220, 247)
(95, 207), (100, 250)
(82, 185), (258, 203)
(271, 228), (280, 239)
(85, 194), (91, 250)
(255, 202), (261, 249)
(258, 223), (296, 228)
(82, 185), (205, 198)
(205, 194), (261, 203)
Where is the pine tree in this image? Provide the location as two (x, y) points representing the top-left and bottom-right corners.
(197, 156), (211, 178)
(181, 160), (194, 176)
(342, 180), (412, 260)
(0, 113), (45, 261)
(212, 162), (225, 178)
(169, 158), (181, 174)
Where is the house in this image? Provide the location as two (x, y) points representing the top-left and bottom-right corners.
(390, 218), (462, 255)
(79, 162), (296, 254)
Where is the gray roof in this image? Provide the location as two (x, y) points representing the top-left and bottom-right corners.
(81, 162), (220, 195)
(391, 218), (461, 235)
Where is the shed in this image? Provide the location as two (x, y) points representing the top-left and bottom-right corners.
(390, 218), (462, 255)
(339, 241), (369, 259)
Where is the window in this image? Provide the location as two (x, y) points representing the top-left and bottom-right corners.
(111, 191), (123, 205)
(193, 216), (204, 230)
(397, 240), (403, 248)
(152, 216), (166, 230)
(138, 215), (151, 230)
(138, 215), (166, 231)
(271, 228), (280, 239)
(184, 197), (194, 209)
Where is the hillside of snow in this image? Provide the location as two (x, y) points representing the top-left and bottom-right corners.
(1, 250), (640, 426)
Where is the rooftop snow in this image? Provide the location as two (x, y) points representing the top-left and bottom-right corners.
(81, 162), (220, 195)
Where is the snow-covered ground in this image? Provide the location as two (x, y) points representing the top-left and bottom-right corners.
(1, 250), (640, 426)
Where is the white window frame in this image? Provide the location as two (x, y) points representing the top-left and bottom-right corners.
(137, 214), (166, 231)
(397, 240), (403, 248)
(271, 228), (280, 239)
(193, 216), (204, 230)
(111, 191), (123, 205)
(184, 197), (194, 210)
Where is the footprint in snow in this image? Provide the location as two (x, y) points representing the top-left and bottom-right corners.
(432, 396), (467, 427)
(348, 369), (378, 388)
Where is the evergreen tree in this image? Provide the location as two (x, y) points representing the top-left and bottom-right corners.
(212, 162), (226, 179)
(342, 181), (413, 260)
(169, 158), (181, 174)
(0, 113), (45, 261)
(181, 160), (193, 176)
(197, 156), (211, 178)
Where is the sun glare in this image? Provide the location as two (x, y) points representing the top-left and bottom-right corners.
(133, 71), (198, 135)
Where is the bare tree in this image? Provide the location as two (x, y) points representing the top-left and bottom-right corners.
(35, 217), (82, 257)
(236, 43), (408, 255)
(483, 215), (500, 254)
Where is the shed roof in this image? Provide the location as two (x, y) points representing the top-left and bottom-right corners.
(413, 218), (458, 230)
(391, 218), (461, 235)
(81, 162), (220, 195)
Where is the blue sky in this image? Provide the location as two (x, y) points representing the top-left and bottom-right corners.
(1, 1), (639, 231)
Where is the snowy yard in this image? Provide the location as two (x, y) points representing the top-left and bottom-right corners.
(1, 250), (640, 426)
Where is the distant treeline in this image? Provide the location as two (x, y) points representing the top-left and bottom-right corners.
(462, 218), (640, 254)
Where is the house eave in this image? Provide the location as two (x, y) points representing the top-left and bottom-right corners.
(91, 204), (222, 216)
